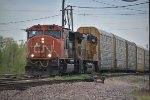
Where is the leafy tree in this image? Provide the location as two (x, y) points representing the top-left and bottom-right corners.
(0, 37), (27, 74)
(2, 38), (17, 67)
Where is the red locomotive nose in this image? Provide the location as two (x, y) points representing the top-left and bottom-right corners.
(28, 35), (62, 59)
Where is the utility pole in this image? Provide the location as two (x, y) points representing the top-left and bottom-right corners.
(70, 6), (74, 31)
(66, 9), (70, 29)
(65, 5), (74, 31)
(146, 44), (150, 91)
(147, 44), (150, 92)
(62, 0), (65, 28)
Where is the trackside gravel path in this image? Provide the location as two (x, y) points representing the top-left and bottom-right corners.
(0, 75), (148, 100)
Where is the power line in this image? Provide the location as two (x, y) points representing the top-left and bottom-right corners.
(121, 0), (138, 2)
(111, 27), (147, 30)
(0, 9), (58, 12)
(74, 12), (147, 16)
(89, 0), (148, 12)
(0, 14), (61, 25)
(73, 12), (148, 19)
(72, 1), (148, 9)
(0, 29), (24, 32)
(96, 1), (148, 8)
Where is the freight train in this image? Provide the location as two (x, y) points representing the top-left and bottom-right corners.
(25, 24), (149, 77)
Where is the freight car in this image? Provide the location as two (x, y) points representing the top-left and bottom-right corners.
(126, 41), (137, 72)
(100, 30), (114, 71)
(136, 46), (145, 72)
(144, 50), (149, 72)
(25, 24), (149, 77)
(114, 35), (127, 71)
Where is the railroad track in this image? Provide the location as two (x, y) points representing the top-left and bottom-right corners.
(0, 78), (84, 91)
(0, 72), (148, 91)
(0, 76), (105, 91)
(101, 72), (149, 78)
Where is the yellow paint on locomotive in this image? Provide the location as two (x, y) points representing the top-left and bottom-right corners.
(86, 42), (97, 59)
(77, 27), (99, 59)
(77, 27), (100, 39)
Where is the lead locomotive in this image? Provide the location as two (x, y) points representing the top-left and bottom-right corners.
(25, 24), (98, 77)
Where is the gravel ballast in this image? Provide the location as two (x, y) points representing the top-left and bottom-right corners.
(0, 75), (148, 100)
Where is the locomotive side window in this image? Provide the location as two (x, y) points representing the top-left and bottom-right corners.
(44, 30), (61, 38)
(28, 30), (42, 38)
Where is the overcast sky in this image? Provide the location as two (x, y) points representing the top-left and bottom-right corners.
(0, 0), (149, 49)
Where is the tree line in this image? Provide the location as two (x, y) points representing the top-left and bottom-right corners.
(0, 36), (26, 74)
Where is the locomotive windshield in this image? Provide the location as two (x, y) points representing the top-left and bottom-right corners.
(44, 30), (61, 38)
(28, 30), (42, 38)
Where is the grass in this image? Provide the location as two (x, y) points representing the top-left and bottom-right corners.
(125, 75), (148, 84)
(54, 74), (88, 80)
(0, 65), (25, 75)
(128, 78), (147, 83)
(130, 89), (150, 100)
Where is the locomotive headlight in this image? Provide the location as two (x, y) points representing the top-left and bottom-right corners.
(41, 38), (44, 41)
(41, 40), (44, 43)
(41, 38), (44, 43)
(48, 54), (52, 58)
(31, 54), (34, 58)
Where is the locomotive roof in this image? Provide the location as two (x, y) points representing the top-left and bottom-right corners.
(77, 26), (100, 39)
(27, 24), (63, 30)
(27, 24), (75, 33)
(77, 26), (114, 39)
